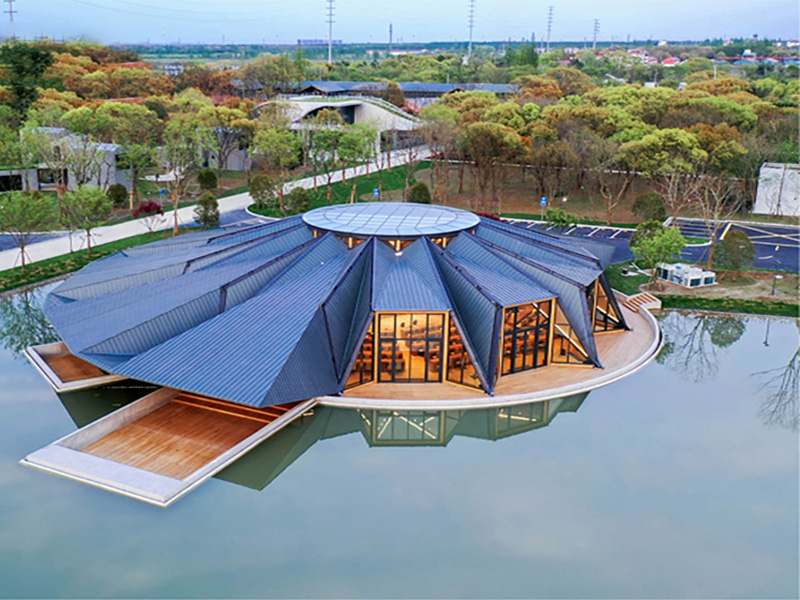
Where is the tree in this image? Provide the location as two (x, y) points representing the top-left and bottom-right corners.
(463, 121), (526, 212)
(249, 174), (278, 212)
(419, 103), (459, 201)
(197, 168), (218, 192)
(106, 183), (128, 207)
(630, 220), (687, 288)
(63, 185), (113, 255)
(714, 229), (755, 279)
(20, 125), (103, 218)
(132, 200), (165, 233)
(632, 190), (667, 222)
(338, 123), (377, 202)
(160, 114), (214, 234)
(286, 186), (310, 214)
(252, 126), (300, 213)
(408, 181), (432, 204)
(0, 191), (57, 270)
(543, 207), (575, 230)
(194, 192), (220, 229)
(197, 105), (251, 177)
(97, 102), (163, 209)
(0, 43), (54, 123)
(381, 81), (405, 108)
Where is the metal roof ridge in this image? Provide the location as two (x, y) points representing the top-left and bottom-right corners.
(483, 220), (601, 267)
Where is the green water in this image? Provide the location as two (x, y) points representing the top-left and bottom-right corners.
(0, 286), (797, 599)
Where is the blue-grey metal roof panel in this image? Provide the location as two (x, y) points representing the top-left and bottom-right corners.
(483, 219), (601, 264)
(113, 251), (351, 407)
(428, 241), (500, 391)
(444, 235), (554, 306)
(475, 223), (601, 286)
(303, 202), (479, 238)
(372, 240), (451, 311)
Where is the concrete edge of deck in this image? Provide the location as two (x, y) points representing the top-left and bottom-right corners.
(318, 305), (663, 411)
(24, 342), (127, 392)
(20, 392), (317, 507)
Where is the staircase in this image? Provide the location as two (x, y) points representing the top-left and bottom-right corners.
(623, 292), (662, 313)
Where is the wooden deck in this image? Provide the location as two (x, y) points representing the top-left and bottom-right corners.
(342, 305), (656, 403)
(80, 394), (299, 480)
(44, 353), (106, 383)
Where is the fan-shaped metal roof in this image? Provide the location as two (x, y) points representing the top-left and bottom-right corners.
(44, 204), (621, 407)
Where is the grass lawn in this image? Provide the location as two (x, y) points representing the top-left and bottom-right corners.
(249, 163), (427, 217)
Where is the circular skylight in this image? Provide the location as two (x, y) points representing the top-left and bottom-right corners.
(302, 202), (480, 238)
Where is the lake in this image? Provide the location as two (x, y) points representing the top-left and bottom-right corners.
(0, 285), (797, 599)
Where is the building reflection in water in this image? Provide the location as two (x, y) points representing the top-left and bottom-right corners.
(55, 388), (587, 492)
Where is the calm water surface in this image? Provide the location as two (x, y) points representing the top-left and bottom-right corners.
(0, 285), (797, 599)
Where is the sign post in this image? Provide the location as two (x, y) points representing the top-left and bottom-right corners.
(540, 196), (547, 220)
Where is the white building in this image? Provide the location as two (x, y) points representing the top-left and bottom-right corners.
(753, 163), (800, 217)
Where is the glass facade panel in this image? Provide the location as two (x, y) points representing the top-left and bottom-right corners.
(590, 279), (624, 333)
(345, 323), (374, 389)
(501, 300), (551, 375)
(551, 302), (592, 365)
(377, 313), (444, 383)
(446, 318), (482, 389)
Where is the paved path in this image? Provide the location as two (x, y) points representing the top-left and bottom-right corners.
(0, 147), (428, 272)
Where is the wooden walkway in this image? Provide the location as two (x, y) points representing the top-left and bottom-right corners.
(80, 394), (300, 480)
(45, 354), (106, 383)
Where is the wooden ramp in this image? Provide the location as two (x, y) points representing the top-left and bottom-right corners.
(21, 388), (316, 507)
(25, 342), (127, 392)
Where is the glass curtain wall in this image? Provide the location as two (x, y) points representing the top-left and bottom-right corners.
(587, 279), (624, 333)
(501, 301), (552, 375)
(378, 313), (445, 383)
(345, 323), (374, 389)
(551, 303), (592, 365)
(446, 318), (482, 389)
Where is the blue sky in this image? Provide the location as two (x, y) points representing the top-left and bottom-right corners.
(6, 0), (799, 45)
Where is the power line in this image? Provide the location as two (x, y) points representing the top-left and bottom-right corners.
(467, 0), (476, 62)
(592, 18), (600, 49)
(326, 0), (334, 64)
(546, 5), (553, 53)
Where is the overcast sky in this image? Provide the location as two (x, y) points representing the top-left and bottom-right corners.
(6, 0), (799, 45)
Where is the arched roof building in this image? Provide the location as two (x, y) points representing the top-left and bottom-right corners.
(44, 203), (630, 408)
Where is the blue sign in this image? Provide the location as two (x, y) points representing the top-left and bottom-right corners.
(540, 196), (547, 207)
(158, 188), (167, 195)
(373, 188), (380, 198)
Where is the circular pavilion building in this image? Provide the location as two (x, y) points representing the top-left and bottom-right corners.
(43, 203), (651, 409)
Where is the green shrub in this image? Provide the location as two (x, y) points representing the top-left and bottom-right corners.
(632, 190), (667, 222)
(197, 168), (218, 191)
(106, 183), (128, 207)
(714, 229), (755, 278)
(408, 181), (431, 204)
(287, 187), (310, 214)
(194, 192), (220, 229)
(249, 174), (278, 211)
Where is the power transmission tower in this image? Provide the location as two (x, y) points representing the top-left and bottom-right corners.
(4, 0), (16, 39)
(326, 0), (335, 64)
(389, 23), (393, 53)
(467, 0), (476, 62)
(546, 6), (553, 53)
(592, 19), (600, 49)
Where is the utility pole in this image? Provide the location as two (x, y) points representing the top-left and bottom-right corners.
(326, 0), (335, 64)
(546, 6), (553, 53)
(467, 0), (476, 62)
(389, 22), (393, 54)
(4, 0), (16, 39)
(592, 19), (600, 50)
